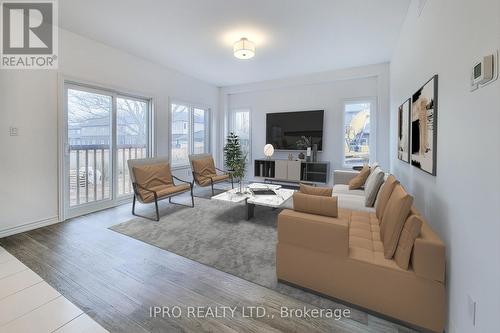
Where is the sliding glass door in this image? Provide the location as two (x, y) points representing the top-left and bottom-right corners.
(116, 97), (149, 197)
(63, 83), (151, 219)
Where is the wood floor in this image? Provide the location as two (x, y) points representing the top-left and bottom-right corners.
(0, 200), (416, 333)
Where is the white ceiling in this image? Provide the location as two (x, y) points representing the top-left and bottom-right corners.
(59, 0), (410, 87)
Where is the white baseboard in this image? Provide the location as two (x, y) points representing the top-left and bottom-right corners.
(0, 216), (60, 238)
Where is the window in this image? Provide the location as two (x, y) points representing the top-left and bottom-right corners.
(171, 102), (210, 167)
(344, 101), (372, 167)
(228, 108), (251, 161)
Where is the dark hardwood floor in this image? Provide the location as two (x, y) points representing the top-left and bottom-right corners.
(0, 198), (415, 333)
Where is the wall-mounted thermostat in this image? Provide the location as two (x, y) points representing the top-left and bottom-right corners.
(471, 51), (498, 91)
(472, 54), (494, 85)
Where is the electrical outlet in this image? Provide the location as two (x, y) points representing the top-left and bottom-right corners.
(467, 295), (477, 326)
(9, 127), (19, 136)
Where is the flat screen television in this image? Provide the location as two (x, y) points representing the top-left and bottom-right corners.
(266, 110), (324, 151)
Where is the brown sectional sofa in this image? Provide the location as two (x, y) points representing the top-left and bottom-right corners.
(276, 172), (446, 332)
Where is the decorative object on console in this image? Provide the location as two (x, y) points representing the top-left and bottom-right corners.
(312, 144), (318, 162)
(264, 144), (274, 159)
(224, 132), (246, 193)
(287, 153), (293, 160)
(306, 147), (312, 162)
(298, 152), (305, 160)
(411, 75), (438, 175)
(397, 98), (411, 163)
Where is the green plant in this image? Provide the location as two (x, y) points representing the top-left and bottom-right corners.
(224, 132), (247, 181)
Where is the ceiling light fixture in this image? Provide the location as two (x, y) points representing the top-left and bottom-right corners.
(233, 38), (255, 59)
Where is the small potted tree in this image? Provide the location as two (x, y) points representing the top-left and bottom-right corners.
(224, 132), (247, 193)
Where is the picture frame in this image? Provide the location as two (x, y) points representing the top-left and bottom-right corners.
(397, 98), (411, 163)
(410, 75), (438, 175)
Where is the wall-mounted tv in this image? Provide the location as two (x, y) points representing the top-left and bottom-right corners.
(266, 110), (324, 151)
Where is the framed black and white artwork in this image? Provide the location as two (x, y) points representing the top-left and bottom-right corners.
(397, 98), (411, 163)
(411, 75), (438, 175)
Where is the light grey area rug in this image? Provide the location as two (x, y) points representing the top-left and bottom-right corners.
(109, 192), (394, 326)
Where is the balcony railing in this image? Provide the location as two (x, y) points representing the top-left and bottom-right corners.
(69, 144), (147, 206)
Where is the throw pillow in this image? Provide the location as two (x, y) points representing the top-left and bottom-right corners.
(375, 175), (398, 220)
(348, 164), (370, 190)
(380, 184), (414, 259)
(364, 167), (385, 207)
(300, 184), (333, 197)
(394, 214), (423, 270)
(293, 192), (338, 217)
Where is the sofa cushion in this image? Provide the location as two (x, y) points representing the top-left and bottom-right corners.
(277, 209), (349, 255)
(140, 183), (191, 203)
(332, 184), (365, 197)
(348, 164), (370, 189)
(300, 184), (332, 197)
(133, 163), (173, 187)
(293, 192), (338, 217)
(394, 214), (423, 270)
(375, 175), (399, 220)
(364, 167), (385, 207)
(197, 173), (230, 186)
(380, 184), (414, 259)
(337, 194), (375, 212)
(133, 163), (173, 201)
(348, 211), (404, 271)
(192, 157), (216, 178)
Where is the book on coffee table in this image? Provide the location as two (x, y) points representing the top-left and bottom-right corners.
(250, 189), (277, 196)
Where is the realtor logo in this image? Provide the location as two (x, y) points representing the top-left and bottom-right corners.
(1, 0), (58, 69)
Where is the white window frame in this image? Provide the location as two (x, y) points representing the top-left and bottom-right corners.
(170, 100), (211, 168)
(227, 108), (252, 162)
(342, 98), (377, 168)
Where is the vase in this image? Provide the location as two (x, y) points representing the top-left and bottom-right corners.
(235, 179), (245, 194)
(306, 147), (312, 162)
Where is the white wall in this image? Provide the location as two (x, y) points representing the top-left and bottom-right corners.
(389, 1), (500, 332)
(0, 29), (219, 236)
(220, 63), (390, 184)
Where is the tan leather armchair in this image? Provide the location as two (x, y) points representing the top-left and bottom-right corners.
(128, 157), (193, 221)
(188, 154), (233, 196)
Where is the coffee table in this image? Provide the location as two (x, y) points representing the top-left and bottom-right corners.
(211, 183), (295, 220)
